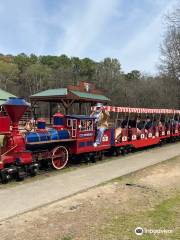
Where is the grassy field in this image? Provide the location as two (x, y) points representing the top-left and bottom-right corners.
(99, 195), (180, 240)
(0, 155), (180, 240)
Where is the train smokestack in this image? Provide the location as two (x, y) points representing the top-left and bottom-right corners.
(3, 98), (30, 132)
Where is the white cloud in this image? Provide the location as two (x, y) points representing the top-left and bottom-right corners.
(0, 0), (47, 54)
(57, 0), (119, 56)
(119, 0), (177, 73)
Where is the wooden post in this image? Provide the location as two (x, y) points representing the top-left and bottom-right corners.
(61, 99), (75, 115)
(49, 102), (52, 124)
(79, 102), (82, 114)
(31, 101), (37, 120)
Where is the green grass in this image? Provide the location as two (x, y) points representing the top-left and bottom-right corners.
(61, 236), (73, 240)
(100, 195), (180, 240)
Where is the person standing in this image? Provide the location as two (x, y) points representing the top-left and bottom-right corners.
(91, 103), (110, 147)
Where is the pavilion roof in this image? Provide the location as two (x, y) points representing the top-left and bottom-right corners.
(70, 90), (110, 101)
(30, 87), (110, 103)
(31, 88), (68, 97)
(0, 88), (16, 105)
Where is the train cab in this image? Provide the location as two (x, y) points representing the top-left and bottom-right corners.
(66, 115), (112, 155)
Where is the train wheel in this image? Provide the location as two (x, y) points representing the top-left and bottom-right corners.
(97, 151), (103, 160)
(29, 164), (38, 177)
(51, 146), (69, 170)
(16, 167), (25, 181)
(121, 148), (128, 155)
(0, 170), (10, 184)
(126, 146), (132, 154)
(90, 154), (96, 163)
(115, 148), (121, 156)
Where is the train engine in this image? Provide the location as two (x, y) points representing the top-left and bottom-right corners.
(0, 98), (37, 183)
(0, 97), (73, 183)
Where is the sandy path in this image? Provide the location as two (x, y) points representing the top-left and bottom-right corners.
(0, 142), (180, 221)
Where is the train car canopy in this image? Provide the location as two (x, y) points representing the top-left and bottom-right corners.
(92, 106), (180, 114)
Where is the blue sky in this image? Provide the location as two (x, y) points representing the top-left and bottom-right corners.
(0, 0), (177, 73)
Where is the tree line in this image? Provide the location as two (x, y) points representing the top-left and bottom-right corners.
(0, 3), (179, 109)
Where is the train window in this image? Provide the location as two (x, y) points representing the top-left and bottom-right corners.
(67, 119), (71, 127)
(72, 119), (77, 129)
(80, 119), (93, 131)
(67, 119), (77, 129)
(80, 120), (86, 131)
(87, 120), (93, 131)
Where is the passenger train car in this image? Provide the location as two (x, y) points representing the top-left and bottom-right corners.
(0, 97), (179, 183)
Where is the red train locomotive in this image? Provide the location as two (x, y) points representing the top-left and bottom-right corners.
(0, 97), (179, 183)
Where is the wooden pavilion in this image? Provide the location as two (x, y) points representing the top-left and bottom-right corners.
(30, 82), (110, 122)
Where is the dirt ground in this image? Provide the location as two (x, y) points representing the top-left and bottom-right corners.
(0, 155), (180, 240)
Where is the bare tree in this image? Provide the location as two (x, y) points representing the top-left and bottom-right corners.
(160, 2), (180, 107)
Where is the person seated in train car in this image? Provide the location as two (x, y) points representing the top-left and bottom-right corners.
(91, 103), (110, 147)
(25, 117), (36, 132)
(25, 121), (33, 132)
(116, 119), (122, 128)
(159, 118), (167, 135)
(144, 116), (153, 130)
(174, 118), (178, 128)
(151, 118), (158, 135)
(121, 116), (129, 128)
(142, 116), (153, 136)
(127, 117), (137, 140)
(128, 118), (136, 128)
(115, 117), (129, 143)
(114, 119), (123, 143)
(176, 117), (180, 127)
(177, 117), (180, 128)
(115, 127), (122, 142)
(164, 119), (171, 133)
(158, 120), (163, 130)
(136, 118), (144, 136)
(80, 120), (86, 131)
(171, 118), (177, 126)
(171, 117), (179, 133)
(162, 118), (167, 129)
(176, 117), (179, 124)
(116, 115), (137, 142)
(137, 119), (145, 130)
(87, 119), (93, 131)
(165, 119), (170, 128)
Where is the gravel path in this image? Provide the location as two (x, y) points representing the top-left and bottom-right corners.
(0, 142), (180, 221)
